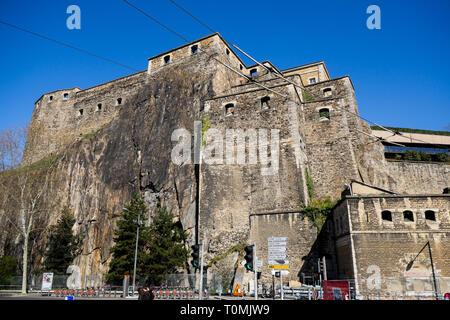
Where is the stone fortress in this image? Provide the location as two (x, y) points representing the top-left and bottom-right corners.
(17, 33), (450, 297)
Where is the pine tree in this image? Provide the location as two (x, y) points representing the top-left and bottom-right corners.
(43, 206), (81, 274)
(106, 194), (150, 285)
(143, 206), (189, 286)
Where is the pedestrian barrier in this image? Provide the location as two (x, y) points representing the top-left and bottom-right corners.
(150, 287), (201, 300)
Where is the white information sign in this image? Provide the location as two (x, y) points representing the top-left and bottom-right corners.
(268, 237), (290, 268)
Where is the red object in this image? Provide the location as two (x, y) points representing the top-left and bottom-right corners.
(322, 280), (350, 300)
(445, 292), (450, 300)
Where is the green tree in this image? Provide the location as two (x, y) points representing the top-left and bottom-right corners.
(106, 194), (150, 285)
(0, 256), (18, 284)
(142, 206), (189, 286)
(43, 206), (81, 274)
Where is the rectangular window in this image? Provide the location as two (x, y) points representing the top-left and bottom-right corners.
(309, 77), (316, 84)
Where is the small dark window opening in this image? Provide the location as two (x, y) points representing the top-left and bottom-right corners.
(79, 109), (84, 116)
(261, 96), (270, 110)
(97, 103), (102, 111)
(250, 68), (258, 78)
(403, 210), (414, 222)
(309, 77), (317, 84)
(323, 88), (332, 97)
(240, 64), (243, 71)
(381, 210), (392, 221)
(225, 103), (235, 116)
(164, 55), (171, 64)
(49, 95), (53, 101)
(226, 48), (230, 55)
(64, 93), (69, 99)
(425, 210), (436, 221)
(191, 45), (198, 54)
(319, 108), (330, 120)
(117, 98), (122, 105)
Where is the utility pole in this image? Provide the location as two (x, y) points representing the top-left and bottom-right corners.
(280, 271), (284, 300)
(199, 233), (205, 300)
(132, 213), (142, 297)
(322, 256), (327, 281)
(254, 242), (258, 300)
(123, 207), (142, 297)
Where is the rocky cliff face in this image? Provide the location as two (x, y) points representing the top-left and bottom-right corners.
(1, 48), (230, 285)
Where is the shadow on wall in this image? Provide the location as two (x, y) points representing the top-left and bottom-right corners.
(298, 215), (338, 284)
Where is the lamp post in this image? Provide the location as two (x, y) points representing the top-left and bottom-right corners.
(406, 241), (439, 300)
(123, 207), (143, 297)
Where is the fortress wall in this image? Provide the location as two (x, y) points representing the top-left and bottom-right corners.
(200, 84), (309, 263)
(22, 71), (148, 164)
(387, 160), (449, 195)
(342, 195), (450, 296)
(301, 78), (362, 201)
(249, 212), (318, 284)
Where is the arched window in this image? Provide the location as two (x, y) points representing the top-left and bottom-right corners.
(117, 98), (122, 105)
(79, 109), (84, 116)
(164, 55), (171, 64)
(261, 96), (270, 110)
(381, 210), (392, 221)
(425, 210), (436, 221)
(403, 210), (414, 222)
(49, 95), (53, 102)
(191, 45), (198, 54)
(319, 108), (330, 120)
(64, 93), (69, 99)
(250, 68), (258, 78)
(225, 103), (235, 116)
(97, 103), (102, 111)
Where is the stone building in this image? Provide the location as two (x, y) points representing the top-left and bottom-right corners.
(6, 33), (448, 292)
(329, 181), (449, 299)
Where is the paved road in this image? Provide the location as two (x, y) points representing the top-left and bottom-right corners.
(0, 294), (132, 300)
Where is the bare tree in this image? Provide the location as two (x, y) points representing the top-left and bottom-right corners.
(0, 156), (57, 293)
(0, 123), (29, 171)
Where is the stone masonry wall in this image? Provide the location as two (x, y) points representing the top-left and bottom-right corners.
(387, 160), (449, 194)
(344, 195), (450, 297)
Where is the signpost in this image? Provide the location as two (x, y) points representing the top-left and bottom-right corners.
(268, 237), (289, 300)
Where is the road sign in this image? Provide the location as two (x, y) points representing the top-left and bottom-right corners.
(233, 284), (243, 297)
(268, 247), (287, 252)
(268, 237), (288, 241)
(269, 259), (289, 265)
(269, 265), (290, 269)
(269, 256), (288, 261)
(272, 270), (289, 276)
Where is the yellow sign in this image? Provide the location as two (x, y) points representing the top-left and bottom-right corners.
(269, 265), (290, 269)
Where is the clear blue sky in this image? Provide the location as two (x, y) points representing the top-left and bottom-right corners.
(0, 0), (449, 132)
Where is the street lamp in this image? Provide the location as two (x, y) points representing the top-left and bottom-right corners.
(123, 207), (143, 297)
(405, 241), (439, 300)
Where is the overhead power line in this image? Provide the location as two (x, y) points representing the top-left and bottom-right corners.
(122, 0), (190, 42)
(167, 0), (215, 34)
(123, 0), (412, 149)
(0, 19), (139, 72)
